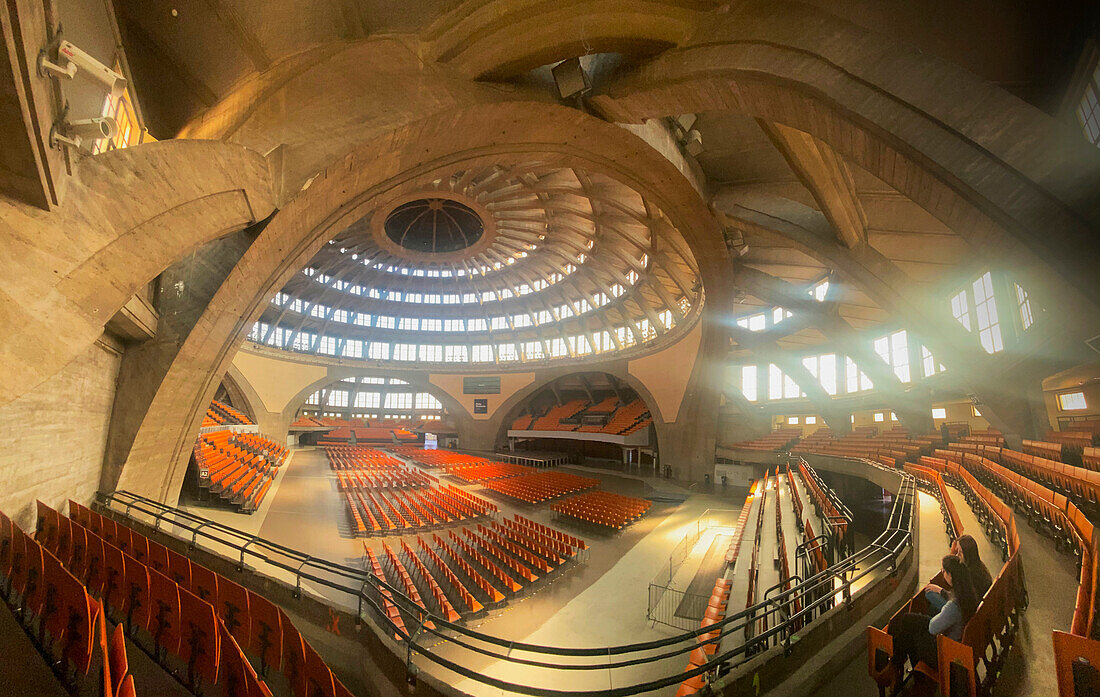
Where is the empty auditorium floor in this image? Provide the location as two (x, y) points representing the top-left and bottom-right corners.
(173, 451), (1077, 697)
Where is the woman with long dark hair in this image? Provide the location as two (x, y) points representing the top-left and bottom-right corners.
(887, 555), (979, 672)
(924, 534), (993, 611)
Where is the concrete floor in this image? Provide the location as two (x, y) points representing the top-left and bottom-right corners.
(176, 451), (1076, 697)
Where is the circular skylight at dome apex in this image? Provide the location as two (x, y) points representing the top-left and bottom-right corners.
(384, 198), (484, 253)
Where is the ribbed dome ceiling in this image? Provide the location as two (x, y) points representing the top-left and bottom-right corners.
(250, 163), (702, 367)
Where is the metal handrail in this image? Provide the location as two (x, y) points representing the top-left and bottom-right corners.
(96, 458), (914, 697)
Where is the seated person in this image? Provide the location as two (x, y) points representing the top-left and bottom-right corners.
(886, 555), (979, 673)
(924, 534), (993, 610)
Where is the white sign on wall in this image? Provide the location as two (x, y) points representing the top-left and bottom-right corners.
(424, 433), (437, 450)
(714, 462), (755, 488)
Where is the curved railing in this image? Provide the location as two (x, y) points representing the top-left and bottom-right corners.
(97, 456), (914, 697)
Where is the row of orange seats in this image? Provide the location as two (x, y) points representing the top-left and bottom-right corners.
(444, 461), (535, 482)
(677, 578), (732, 696)
(868, 452), (1024, 697)
(510, 514), (588, 551)
(798, 462), (848, 545)
(55, 500), (357, 696)
(723, 484), (756, 567)
(549, 490), (651, 529)
(928, 447), (1100, 697)
(344, 484), (494, 535)
(195, 431), (285, 512)
(727, 428), (802, 452)
(336, 468), (432, 491)
(601, 399), (650, 434)
(391, 447), (486, 469)
(481, 471), (599, 504)
(210, 399), (253, 426)
(1, 508), (130, 696)
(326, 445), (405, 470)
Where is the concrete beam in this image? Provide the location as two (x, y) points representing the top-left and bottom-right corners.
(758, 120), (866, 249)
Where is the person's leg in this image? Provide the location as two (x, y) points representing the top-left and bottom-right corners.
(913, 628), (939, 668)
(887, 612), (932, 668)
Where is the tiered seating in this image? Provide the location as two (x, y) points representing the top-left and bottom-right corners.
(481, 471), (599, 504)
(868, 452), (1026, 697)
(1047, 429), (1097, 450)
(0, 508), (116, 696)
(444, 461), (536, 482)
(726, 428), (801, 452)
(774, 474), (800, 632)
(793, 428), (929, 464)
(960, 429), (1004, 446)
(798, 462), (849, 553)
(510, 415), (535, 430)
(601, 399), (650, 435)
(745, 470), (770, 644)
(1023, 439), (1067, 462)
(30, 500), (361, 695)
(676, 578), (732, 696)
(1085, 446), (1100, 471)
(906, 459), (962, 542)
(289, 415), (325, 428)
(723, 482), (756, 567)
(549, 491), (651, 529)
(193, 430), (287, 513)
(530, 399), (589, 431)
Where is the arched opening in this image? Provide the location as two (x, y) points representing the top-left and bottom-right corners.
(290, 375), (460, 448)
(497, 371), (660, 475)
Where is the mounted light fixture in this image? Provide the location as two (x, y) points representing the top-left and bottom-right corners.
(552, 57), (591, 100)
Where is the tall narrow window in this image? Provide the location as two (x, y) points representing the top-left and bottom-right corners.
(742, 366), (758, 402)
(951, 291), (971, 331)
(972, 272), (1003, 353)
(1014, 283), (1033, 330)
(873, 330), (910, 382)
(1077, 61), (1100, 147)
(921, 346), (936, 377)
(845, 357), (873, 392)
(818, 354), (837, 395)
(769, 364), (783, 400)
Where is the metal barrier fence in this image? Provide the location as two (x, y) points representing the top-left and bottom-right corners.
(98, 457), (914, 697)
(646, 509), (738, 630)
(647, 585), (714, 632)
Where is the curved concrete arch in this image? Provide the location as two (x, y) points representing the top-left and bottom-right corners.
(115, 102), (730, 503)
(178, 37), (552, 199)
(220, 365), (263, 424)
(591, 0), (1100, 327)
(421, 0), (715, 79)
(0, 139), (275, 407)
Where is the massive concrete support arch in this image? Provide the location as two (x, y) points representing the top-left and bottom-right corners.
(0, 141), (275, 407)
(591, 0), (1100, 327)
(113, 102), (730, 503)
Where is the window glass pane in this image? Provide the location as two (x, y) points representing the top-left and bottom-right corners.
(1059, 392), (1088, 410)
(742, 366), (757, 402)
(931, 407), (947, 419)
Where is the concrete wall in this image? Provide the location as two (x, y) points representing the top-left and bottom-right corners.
(1041, 362), (1100, 430)
(0, 338), (120, 529)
